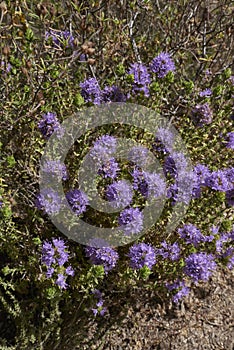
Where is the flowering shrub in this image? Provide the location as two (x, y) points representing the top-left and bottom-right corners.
(0, 1), (233, 349)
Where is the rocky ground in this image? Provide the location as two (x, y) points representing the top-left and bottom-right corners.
(66, 267), (234, 350)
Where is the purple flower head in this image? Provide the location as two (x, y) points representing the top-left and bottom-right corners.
(118, 207), (144, 235)
(165, 280), (190, 303)
(41, 160), (68, 181)
(90, 135), (117, 165)
(128, 63), (151, 97)
(56, 274), (68, 289)
(36, 188), (62, 215)
(178, 224), (211, 247)
(131, 168), (166, 199)
(150, 52), (175, 78)
(224, 167), (234, 188)
(128, 146), (149, 167)
(128, 243), (156, 270)
(216, 231), (234, 255)
(65, 266), (75, 276)
(85, 243), (119, 273)
(226, 188), (234, 206)
(184, 252), (217, 283)
(199, 88), (212, 97)
(46, 267), (55, 278)
(204, 169), (229, 191)
(225, 132), (234, 150)
(142, 171), (166, 198)
(191, 103), (213, 127)
(154, 127), (175, 154)
(193, 163), (211, 197)
(38, 112), (63, 139)
(101, 85), (126, 103)
(98, 158), (119, 179)
(156, 241), (180, 261)
(80, 78), (102, 105)
(66, 189), (89, 215)
(106, 180), (133, 209)
(164, 152), (188, 179)
(45, 29), (74, 48)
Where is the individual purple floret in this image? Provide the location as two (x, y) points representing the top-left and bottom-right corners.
(118, 207), (144, 235)
(226, 188), (234, 206)
(156, 241), (180, 261)
(204, 169), (229, 191)
(66, 189), (89, 215)
(41, 160), (68, 181)
(178, 224), (213, 247)
(128, 243), (156, 270)
(191, 103), (213, 127)
(85, 243), (119, 273)
(184, 252), (217, 283)
(45, 29), (74, 48)
(90, 135), (117, 165)
(225, 132), (234, 150)
(165, 280), (190, 303)
(98, 158), (119, 179)
(53, 238), (69, 266)
(106, 180), (133, 209)
(128, 146), (149, 167)
(80, 77), (102, 105)
(154, 127), (175, 154)
(128, 63), (151, 97)
(150, 52), (175, 78)
(38, 112), (63, 139)
(56, 274), (68, 289)
(199, 88), (212, 97)
(42, 241), (56, 267)
(36, 188), (62, 215)
(101, 85), (126, 102)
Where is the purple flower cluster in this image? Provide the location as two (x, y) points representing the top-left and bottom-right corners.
(90, 135), (117, 165)
(106, 180), (133, 209)
(128, 146), (149, 167)
(204, 169), (229, 192)
(45, 29), (74, 48)
(80, 78), (126, 104)
(85, 239), (119, 273)
(98, 158), (119, 179)
(41, 238), (74, 289)
(166, 280), (190, 303)
(80, 78), (102, 105)
(156, 241), (180, 261)
(118, 207), (144, 235)
(199, 88), (212, 97)
(66, 189), (89, 215)
(226, 132), (234, 150)
(132, 168), (166, 199)
(150, 52), (175, 78)
(184, 252), (217, 283)
(38, 112), (63, 139)
(36, 188), (62, 215)
(178, 224), (214, 247)
(91, 289), (107, 316)
(101, 85), (126, 102)
(216, 231), (234, 269)
(41, 160), (68, 181)
(128, 243), (156, 270)
(128, 63), (151, 97)
(191, 103), (213, 127)
(154, 127), (175, 154)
